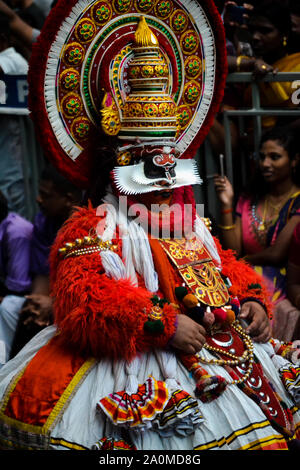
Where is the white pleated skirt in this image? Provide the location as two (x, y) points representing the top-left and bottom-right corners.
(0, 325), (299, 451)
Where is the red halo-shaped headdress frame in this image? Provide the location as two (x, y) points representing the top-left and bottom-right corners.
(28, 0), (227, 189)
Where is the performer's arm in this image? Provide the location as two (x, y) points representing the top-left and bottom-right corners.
(49, 206), (177, 361)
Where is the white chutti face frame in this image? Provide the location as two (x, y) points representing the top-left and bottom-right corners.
(112, 158), (202, 195)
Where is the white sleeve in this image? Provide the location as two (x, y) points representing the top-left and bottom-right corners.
(0, 52), (28, 75)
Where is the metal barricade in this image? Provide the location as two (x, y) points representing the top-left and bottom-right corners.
(0, 74), (45, 221)
(223, 72), (300, 185)
(196, 72), (300, 222)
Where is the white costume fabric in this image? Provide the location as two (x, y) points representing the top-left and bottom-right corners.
(0, 214), (299, 451)
(0, 324), (299, 450)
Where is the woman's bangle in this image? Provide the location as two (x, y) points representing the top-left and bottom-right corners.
(218, 224), (236, 230)
(236, 55), (250, 72)
(221, 208), (233, 215)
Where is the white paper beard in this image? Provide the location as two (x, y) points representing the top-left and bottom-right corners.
(112, 159), (202, 195)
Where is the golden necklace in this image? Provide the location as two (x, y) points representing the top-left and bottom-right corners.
(197, 321), (254, 386)
(266, 187), (296, 213)
(257, 198), (268, 232)
(255, 187), (297, 232)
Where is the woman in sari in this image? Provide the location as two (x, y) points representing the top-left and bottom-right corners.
(285, 222), (300, 341)
(214, 126), (300, 341)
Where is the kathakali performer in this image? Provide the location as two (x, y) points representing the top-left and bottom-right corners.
(0, 0), (300, 451)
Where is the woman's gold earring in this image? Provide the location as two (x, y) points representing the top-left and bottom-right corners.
(283, 36), (287, 47)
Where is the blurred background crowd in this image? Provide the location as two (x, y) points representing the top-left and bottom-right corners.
(0, 0), (300, 368)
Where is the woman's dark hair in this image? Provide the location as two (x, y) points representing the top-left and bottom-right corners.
(260, 126), (299, 161)
(0, 191), (8, 223)
(250, 0), (291, 35)
(290, 0), (300, 15)
(243, 126), (300, 202)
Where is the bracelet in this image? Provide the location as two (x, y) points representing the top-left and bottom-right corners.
(218, 224), (236, 230)
(236, 55), (250, 72)
(144, 295), (169, 335)
(221, 208), (233, 215)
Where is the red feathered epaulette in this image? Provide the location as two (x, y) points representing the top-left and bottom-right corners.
(49, 204), (177, 360)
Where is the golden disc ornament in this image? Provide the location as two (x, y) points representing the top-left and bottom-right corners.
(28, 0), (227, 187)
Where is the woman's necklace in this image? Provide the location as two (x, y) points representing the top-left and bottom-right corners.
(251, 187), (297, 234)
(266, 187), (296, 213)
(251, 199), (268, 232)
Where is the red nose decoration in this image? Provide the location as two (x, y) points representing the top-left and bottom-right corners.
(153, 154), (176, 168)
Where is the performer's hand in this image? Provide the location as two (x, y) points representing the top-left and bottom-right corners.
(170, 314), (207, 354)
(240, 301), (271, 343)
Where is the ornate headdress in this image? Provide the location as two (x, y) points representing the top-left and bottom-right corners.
(28, 0), (227, 193)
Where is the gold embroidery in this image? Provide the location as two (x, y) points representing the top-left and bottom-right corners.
(45, 358), (96, 432)
(159, 238), (229, 307)
(179, 262), (229, 307)
(0, 358), (96, 448)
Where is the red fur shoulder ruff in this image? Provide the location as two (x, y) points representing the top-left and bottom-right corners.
(48, 205), (273, 361)
(49, 204), (177, 361)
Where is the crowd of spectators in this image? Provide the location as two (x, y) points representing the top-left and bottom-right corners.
(211, 1), (300, 341)
(0, 0), (299, 366)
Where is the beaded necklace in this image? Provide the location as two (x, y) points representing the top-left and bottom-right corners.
(193, 321), (295, 439)
(250, 200), (273, 246)
(197, 320), (254, 386)
(251, 201), (267, 232)
(251, 188), (297, 238)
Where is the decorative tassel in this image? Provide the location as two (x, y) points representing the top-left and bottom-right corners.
(135, 16), (159, 47)
(144, 296), (168, 334)
(248, 283), (262, 291)
(188, 305), (205, 324)
(195, 375), (227, 403)
(175, 285), (188, 301)
(225, 309), (236, 324)
(182, 294), (198, 309)
(180, 353), (228, 403)
(144, 320), (165, 334)
(213, 308), (227, 323)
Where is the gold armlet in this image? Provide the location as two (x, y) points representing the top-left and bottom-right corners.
(58, 236), (118, 259)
